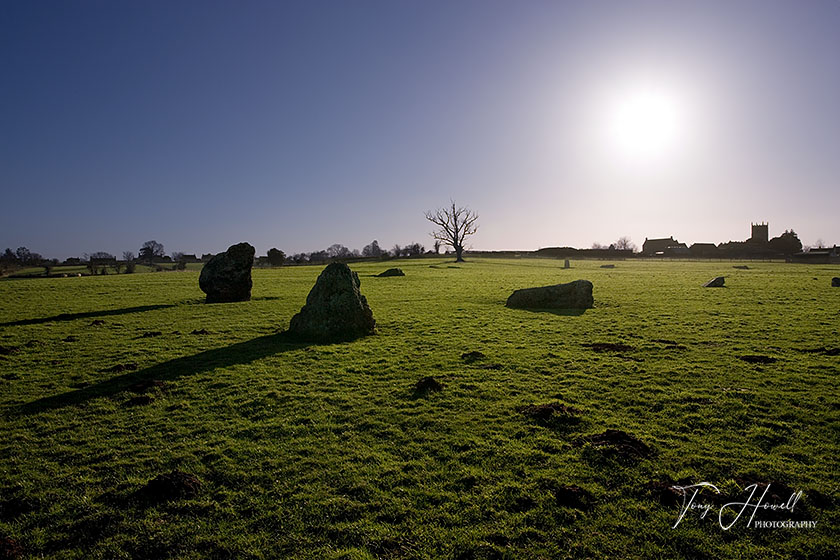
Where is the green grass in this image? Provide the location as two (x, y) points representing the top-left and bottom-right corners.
(5, 262), (207, 278)
(1, 258), (838, 559)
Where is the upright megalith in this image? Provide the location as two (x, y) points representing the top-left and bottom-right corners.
(506, 279), (594, 310)
(288, 262), (375, 342)
(199, 242), (255, 303)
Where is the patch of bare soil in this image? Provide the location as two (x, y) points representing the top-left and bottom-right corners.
(123, 395), (154, 407)
(517, 402), (581, 426)
(644, 478), (691, 507)
(460, 351), (486, 363)
(413, 376), (443, 396)
(139, 471), (201, 503)
(0, 536), (23, 560)
(576, 429), (652, 459)
(552, 484), (593, 509)
(128, 379), (167, 393)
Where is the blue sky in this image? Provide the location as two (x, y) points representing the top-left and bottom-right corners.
(2, 0), (839, 259)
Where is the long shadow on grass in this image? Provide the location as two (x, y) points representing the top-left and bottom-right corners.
(0, 304), (179, 327)
(515, 308), (587, 317)
(17, 332), (308, 415)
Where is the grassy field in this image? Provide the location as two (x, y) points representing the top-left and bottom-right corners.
(1, 258), (837, 559)
(5, 263), (207, 278)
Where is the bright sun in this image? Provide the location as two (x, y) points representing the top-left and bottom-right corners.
(604, 85), (689, 164)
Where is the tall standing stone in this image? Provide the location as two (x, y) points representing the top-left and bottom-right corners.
(288, 262), (375, 342)
(199, 242), (255, 303)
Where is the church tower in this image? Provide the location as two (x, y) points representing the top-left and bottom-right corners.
(750, 222), (768, 243)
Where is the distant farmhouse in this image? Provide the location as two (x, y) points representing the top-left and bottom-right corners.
(689, 243), (718, 258)
(642, 236), (689, 256)
(791, 246), (839, 264)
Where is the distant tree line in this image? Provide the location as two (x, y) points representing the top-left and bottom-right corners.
(1, 238), (436, 276)
(1, 247), (54, 274)
(2, 247), (45, 267)
(534, 246), (636, 259)
(590, 236), (638, 252)
(4, 228), (814, 278)
(280, 240), (428, 265)
(1, 240), (179, 276)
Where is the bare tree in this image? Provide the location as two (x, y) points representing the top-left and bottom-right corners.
(326, 244), (352, 259)
(83, 254), (97, 275)
(405, 242), (425, 256)
(614, 236), (637, 252)
(362, 240), (383, 258)
(85, 251), (115, 275)
(309, 250), (328, 262)
(267, 248), (286, 266)
(14, 247), (41, 265)
(122, 251), (136, 274)
(139, 240), (165, 264)
(1, 248), (17, 274)
(171, 252), (188, 270)
(424, 201), (478, 262)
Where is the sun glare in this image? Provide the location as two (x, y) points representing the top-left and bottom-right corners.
(604, 84), (689, 164)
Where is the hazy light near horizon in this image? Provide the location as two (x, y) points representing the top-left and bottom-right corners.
(602, 80), (694, 166)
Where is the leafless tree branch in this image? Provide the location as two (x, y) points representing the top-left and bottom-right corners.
(423, 201), (478, 262)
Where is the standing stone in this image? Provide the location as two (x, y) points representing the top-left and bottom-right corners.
(506, 279), (593, 310)
(832, 277), (840, 287)
(288, 262), (375, 342)
(703, 276), (725, 288)
(563, 259), (571, 269)
(199, 242), (255, 303)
